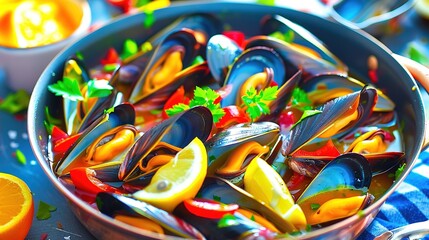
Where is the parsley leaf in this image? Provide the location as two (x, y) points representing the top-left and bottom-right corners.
(241, 86), (278, 122)
(166, 103), (190, 116)
(407, 44), (429, 66)
(48, 77), (84, 101)
(291, 109), (322, 129)
(394, 163), (406, 181)
(36, 201), (57, 220)
(166, 86), (225, 123)
(291, 87), (312, 111)
(87, 80), (114, 98)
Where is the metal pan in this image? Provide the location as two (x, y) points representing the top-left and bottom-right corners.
(27, 2), (429, 239)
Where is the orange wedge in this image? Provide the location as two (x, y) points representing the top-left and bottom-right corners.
(0, 173), (34, 240)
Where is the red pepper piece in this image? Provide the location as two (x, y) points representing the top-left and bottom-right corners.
(51, 126), (68, 143)
(52, 133), (82, 154)
(287, 171), (307, 190)
(162, 86), (190, 119)
(70, 167), (120, 195)
(368, 69), (378, 83)
(293, 139), (340, 157)
(101, 48), (121, 65)
(216, 105), (250, 129)
(223, 30), (246, 48)
(107, 0), (133, 13)
(184, 199), (239, 219)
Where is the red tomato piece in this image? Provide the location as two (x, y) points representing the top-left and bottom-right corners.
(162, 86), (190, 119)
(184, 199), (239, 219)
(216, 105), (250, 129)
(101, 48), (121, 65)
(293, 139), (340, 157)
(51, 126), (68, 143)
(52, 133), (82, 154)
(70, 167), (119, 195)
(223, 31), (246, 48)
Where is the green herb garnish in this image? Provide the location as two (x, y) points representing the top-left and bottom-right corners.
(121, 39), (139, 60)
(310, 203), (320, 210)
(394, 163), (406, 181)
(143, 9), (155, 29)
(48, 78), (113, 102)
(291, 109), (322, 129)
(166, 86), (225, 123)
(0, 89), (31, 114)
(269, 30), (295, 43)
(407, 44), (429, 66)
(217, 214), (239, 228)
(15, 149), (26, 165)
(36, 201), (57, 220)
(291, 87), (312, 110)
(241, 86), (278, 122)
(213, 195), (221, 202)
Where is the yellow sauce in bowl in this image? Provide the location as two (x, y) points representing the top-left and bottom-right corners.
(0, 0), (85, 48)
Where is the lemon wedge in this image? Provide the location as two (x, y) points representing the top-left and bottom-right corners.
(244, 157), (307, 230)
(415, 0), (429, 19)
(133, 137), (207, 212)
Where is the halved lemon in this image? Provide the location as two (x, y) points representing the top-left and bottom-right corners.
(0, 173), (34, 240)
(244, 157), (307, 230)
(133, 137), (207, 212)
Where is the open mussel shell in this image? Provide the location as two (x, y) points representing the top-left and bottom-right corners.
(119, 106), (213, 182)
(302, 73), (395, 112)
(259, 14), (347, 75)
(297, 153), (372, 203)
(128, 29), (201, 104)
(220, 46), (286, 107)
(206, 121), (280, 161)
(62, 57), (91, 135)
(54, 103), (136, 176)
(282, 86), (377, 156)
(197, 177), (295, 233)
(96, 192), (205, 239)
(129, 62), (213, 112)
(206, 34), (243, 83)
(146, 13), (222, 50)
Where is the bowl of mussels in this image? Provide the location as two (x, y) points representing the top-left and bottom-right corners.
(28, 1), (429, 239)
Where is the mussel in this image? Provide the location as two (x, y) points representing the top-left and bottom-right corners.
(118, 106), (213, 183)
(296, 153), (374, 226)
(96, 192), (206, 239)
(54, 103), (137, 176)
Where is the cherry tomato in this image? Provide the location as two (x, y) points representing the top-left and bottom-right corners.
(70, 167), (119, 195)
(184, 199), (239, 219)
(216, 106), (250, 129)
(52, 133), (82, 154)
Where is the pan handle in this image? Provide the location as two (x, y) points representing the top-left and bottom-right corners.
(393, 54), (429, 150)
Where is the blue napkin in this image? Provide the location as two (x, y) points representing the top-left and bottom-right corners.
(359, 150), (429, 239)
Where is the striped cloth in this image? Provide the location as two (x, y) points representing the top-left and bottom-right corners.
(359, 150), (429, 239)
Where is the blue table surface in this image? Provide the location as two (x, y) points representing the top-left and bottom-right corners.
(0, 1), (428, 240)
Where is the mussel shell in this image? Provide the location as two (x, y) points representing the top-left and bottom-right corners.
(147, 13), (222, 50)
(287, 155), (335, 178)
(206, 34), (243, 83)
(119, 106), (213, 181)
(54, 103), (136, 176)
(259, 14), (347, 74)
(96, 192), (206, 239)
(173, 201), (274, 239)
(128, 29), (200, 104)
(198, 177), (295, 233)
(282, 87), (377, 156)
(62, 57), (91, 135)
(77, 91), (124, 133)
(220, 46), (286, 107)
(206, 122), (280, 163)
(302, 74), (395, 112)
(296, 153), (372, 204)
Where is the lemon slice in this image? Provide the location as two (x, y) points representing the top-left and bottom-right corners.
(133, 137), (207, 212)
(244, 157), (307, 230)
